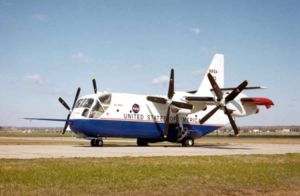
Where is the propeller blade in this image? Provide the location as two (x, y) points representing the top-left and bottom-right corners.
(62, 113), (70, 134)
(147, 96), (167, 104)
(71, 87), (81, 109)
(225, 80), (248, 103)
(207, 73), (223, 101)
(167, 69), (174, 99)
(163, 106), (170, 138)
(61, 87), (80, 135)
(58, 97), (70, 111)
(92, 78), (97, 94)
(171, 101), (193, 110)
(199, 105), (222, 124)
(224, 107), (239, 135)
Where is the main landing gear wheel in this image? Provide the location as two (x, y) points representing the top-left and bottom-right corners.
(90, 138), (103, 147)
(137, 138), (148, 146)
(181, 138), (194, 147)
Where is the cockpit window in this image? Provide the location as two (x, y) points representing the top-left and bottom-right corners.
(98, 93), (112, 111)
(92, 101), (104, 113)
(89, 100), (104, 118)
(74, 95), (111, 118)
(99, 94), (111, 105)
(75, 98), (94, 108)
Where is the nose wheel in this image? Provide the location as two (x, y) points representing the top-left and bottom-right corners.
(90, 138), (103, 147)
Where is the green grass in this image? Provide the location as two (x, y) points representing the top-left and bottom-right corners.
(0, 154), (300, 195)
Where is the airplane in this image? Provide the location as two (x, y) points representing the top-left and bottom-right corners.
(26, 54), (274, 147)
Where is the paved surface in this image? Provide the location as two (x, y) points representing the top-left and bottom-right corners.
(0, 143), (299, 159)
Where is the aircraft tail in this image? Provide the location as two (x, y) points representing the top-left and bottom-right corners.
(196, 54), (224, 96)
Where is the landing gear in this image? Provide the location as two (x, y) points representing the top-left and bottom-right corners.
(90, 138), (103, 147)
(176, 115), (192, 146)
(177, 128), (190, 142)
(137, 138), (148, 146)
(181, 138), (194, 147)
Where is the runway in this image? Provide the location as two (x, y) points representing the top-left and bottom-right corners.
(1, 143), (299, 159)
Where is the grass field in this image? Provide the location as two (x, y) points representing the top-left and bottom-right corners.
(0, 154), (299, 195)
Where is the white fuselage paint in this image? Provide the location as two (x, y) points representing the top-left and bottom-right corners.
(70, 91), (257, 126)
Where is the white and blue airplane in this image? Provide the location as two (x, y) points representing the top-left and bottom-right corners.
(26, 54), (274, 147)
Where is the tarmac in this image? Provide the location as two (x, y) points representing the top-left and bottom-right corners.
(1, 143), (299, 159)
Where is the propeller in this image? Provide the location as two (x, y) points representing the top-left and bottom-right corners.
(92, 78), (97, 94)
(199, 73), (248, 135)
(58, 87), (81, 134)
(147, 69), (193, 138)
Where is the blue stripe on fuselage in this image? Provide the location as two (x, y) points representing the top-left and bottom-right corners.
(69, 119), (222, 140)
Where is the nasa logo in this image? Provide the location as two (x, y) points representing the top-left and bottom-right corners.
(132, 104), (140, 113)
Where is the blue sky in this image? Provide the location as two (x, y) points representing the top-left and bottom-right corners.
(0, 0), (299, 127)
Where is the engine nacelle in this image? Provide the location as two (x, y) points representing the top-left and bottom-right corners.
(227, 101), (258, 117)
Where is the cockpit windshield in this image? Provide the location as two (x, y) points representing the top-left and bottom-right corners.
(88, 94), (112, 118)
(75, 98), (94, 108)
(89, 100), (104, 118)
(98, 93), (112, 110)
(99, 94), (111, 105)
(74, 94), (112, 119)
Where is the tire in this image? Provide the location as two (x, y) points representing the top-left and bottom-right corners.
(95, 139), (104, 147)
(182, 138), (194, 147)
(91, 139), (103, 147)
(90, 139), (96, 147)
(137, 138), (148, 146)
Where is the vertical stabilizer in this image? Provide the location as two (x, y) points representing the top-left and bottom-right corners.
(196, 54), (224, 96)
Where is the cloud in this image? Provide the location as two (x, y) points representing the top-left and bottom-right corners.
(23, 74), (47, 84)
(192, 68), (206, 77)
(152, 75), (169, 86)
(190, 27), (201, 35)
(70, 52), (94, 64)
(32, 14), (49, 22)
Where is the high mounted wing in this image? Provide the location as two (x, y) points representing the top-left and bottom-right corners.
(215, 86), (267, 91)
(187, 86), (267, 94)
(184, 96), (215, 105)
